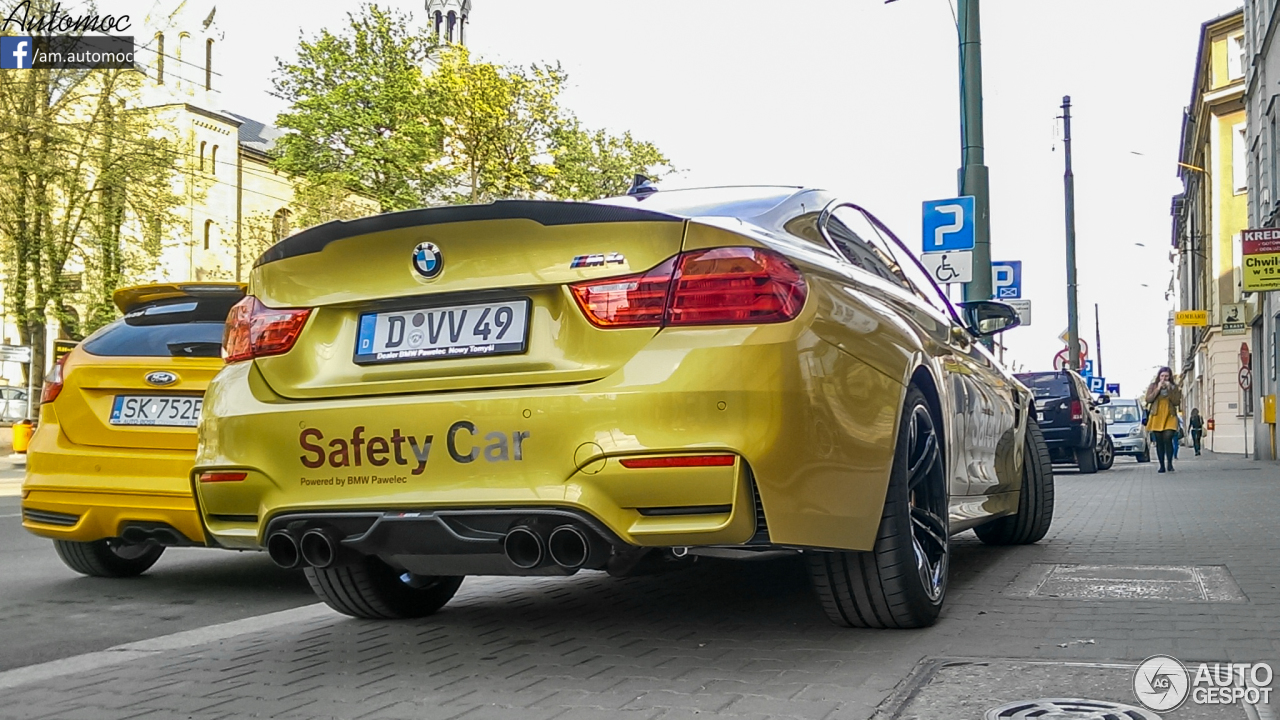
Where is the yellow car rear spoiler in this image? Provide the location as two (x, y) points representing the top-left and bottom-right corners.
(112, 283), (247, 315)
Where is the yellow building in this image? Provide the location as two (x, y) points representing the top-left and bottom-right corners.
(1173, 8), (1258, 453)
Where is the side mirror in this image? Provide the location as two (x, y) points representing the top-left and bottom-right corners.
(957, 300), (1021, 337)
(1097, 394), (1111, 405)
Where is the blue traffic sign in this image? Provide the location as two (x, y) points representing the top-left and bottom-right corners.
(1105, 383), (1121, 395)
(1081, 360), (1094, 377)
(922, 196), (976, 253)
(1088, 376), (1107, 394)
(992, 261), (1022, 299)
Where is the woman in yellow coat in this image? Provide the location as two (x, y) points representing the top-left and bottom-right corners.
(1145, 366), (1183, 473)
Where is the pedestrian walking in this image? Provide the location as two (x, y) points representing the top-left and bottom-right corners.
(1189, 408), (1204, 456)
(1172, 413), (1182, 460)
(1145, 367), (1183, 473)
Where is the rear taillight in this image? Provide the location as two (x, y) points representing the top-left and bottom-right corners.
(1070, 400), (1084, 422)
(41, 354), (68, 404)
(223, 296), (312, 363)
(570, 247), (806, 329)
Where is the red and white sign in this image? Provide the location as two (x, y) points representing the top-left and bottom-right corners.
(1242, 228), (1280, 254)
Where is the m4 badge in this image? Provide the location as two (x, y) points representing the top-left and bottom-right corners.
(570, 253), (625, 269)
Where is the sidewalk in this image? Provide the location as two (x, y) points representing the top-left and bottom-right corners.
(0, 452), (1276, 719)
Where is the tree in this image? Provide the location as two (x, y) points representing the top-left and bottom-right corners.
(427, 47), (565, 203)
(0, 1), (188, 396)
(548, 119), (674, 200)
(271, 4), (445, 212)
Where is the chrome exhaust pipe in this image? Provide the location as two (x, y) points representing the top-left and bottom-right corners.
(503, 526), (545, 569)
(299, 529), (339, 569)
(266, 531), (302, 569)
(547, 525), (593, 569)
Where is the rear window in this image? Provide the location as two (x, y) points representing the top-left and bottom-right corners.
(1016, 373), (1074, 400)
(81, 296), (238, 358)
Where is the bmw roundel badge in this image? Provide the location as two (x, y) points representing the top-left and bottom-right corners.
(145, 371), (178, 387)
(412, 242), (443, 280)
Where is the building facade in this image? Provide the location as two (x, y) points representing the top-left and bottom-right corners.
(1244, 0), (1280, 462)
(1172, 9), (1256, 455)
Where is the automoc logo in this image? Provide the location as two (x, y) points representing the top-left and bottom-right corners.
(1133, 655), (1190, 712)
(1, 36), (33, 69)
(412, 242), (443, 280)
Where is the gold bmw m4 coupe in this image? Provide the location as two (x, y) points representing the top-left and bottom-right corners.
(192, 186), (1052, 627)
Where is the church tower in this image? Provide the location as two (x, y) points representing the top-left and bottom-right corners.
(426, 0), (472, 45)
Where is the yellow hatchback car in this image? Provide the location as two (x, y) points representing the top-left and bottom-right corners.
(194, 186), (1051, 627)
(22, 283), (245, 577)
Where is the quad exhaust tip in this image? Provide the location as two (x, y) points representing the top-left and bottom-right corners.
(266, 531), (302, 569)
(299, 529), (339, 569)
(547, 525), (591, 569)
(503, 526), (545, 569)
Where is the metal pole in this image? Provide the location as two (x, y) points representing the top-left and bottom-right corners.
(958, 0), (993, 311)
(1062, 96), (1081, 372)
(25, 357), (35, 421)
(1094, 303), (1102, 380)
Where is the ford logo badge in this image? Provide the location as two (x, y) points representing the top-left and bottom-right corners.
(145, 371), (178, 387)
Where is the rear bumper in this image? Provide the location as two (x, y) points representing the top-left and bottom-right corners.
(193, 331), (903, 556)
(1040, 424), (1089, 451)
(1111, 435), (1148, 454)
(21, 422), (205, 545)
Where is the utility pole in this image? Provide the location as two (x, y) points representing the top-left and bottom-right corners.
(1095, 302), (1103, 379)
(958, 0), (993, 308)
(1062, 96), (1081, 372)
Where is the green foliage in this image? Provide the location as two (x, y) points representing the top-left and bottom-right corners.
(271, 3), (445, 212)
(548, 119), (674, 200)
(0, 3), (187, 387)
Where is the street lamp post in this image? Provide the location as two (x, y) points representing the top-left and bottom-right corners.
(958, 0), (993, 307)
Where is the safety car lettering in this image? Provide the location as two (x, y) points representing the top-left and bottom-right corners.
(298, 421), (529, 477)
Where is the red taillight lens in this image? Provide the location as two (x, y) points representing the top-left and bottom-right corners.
(618, 455), (736, 469)
(1070, 400), (1084, 421)
(223, 296), (312, 363)
(570, 257), (676, 328)
(199, 472), (247, 483)
(668, 247), (807, 326)
(569, 247), (806, 329)
(41, 354), (68, 404)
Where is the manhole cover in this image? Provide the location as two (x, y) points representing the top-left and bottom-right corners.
(1008, 564), (1247, 602)
(985, 698), (1161, 720)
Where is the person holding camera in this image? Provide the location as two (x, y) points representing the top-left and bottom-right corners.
(1145, 366), (1183, 473)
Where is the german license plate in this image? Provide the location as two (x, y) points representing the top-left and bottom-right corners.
(354, 299), (530, 365)
(109, 395), (203, 427)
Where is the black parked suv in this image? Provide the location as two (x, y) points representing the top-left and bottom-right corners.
(1015, 370), (1113, 473)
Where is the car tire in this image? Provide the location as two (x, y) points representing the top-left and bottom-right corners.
(974, 419), (1055, 546)
(305, 556), (464, 620)
(1137, 444), (1151, 463)
(1097, 435), (1115, 471)
(53, 539), (164, 578)
(1075, 436), (1099, 474)
(807, 386), (948, 629)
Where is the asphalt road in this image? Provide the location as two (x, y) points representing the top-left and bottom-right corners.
(0, 475), (317, 672)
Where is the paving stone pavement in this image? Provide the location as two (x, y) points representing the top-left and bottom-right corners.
(2, 452), (1277, 719)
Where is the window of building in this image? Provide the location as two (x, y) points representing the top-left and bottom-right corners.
(205, 39), (213, 90)
(177, 33), (188, 88)
(434, 11), (443, 38)
(447, 11), (457, 42)
(199, 141), (206, 171)
(204, 220), (214, 250)
(272, 209), (292, 241)
(1229, 34), (1246, 81)
(1235, 124), (1248, 194)
(210, 145), (217, 175)
(155, 32), (164, 84)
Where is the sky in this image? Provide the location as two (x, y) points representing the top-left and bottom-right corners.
(118, 0), (1242, 396)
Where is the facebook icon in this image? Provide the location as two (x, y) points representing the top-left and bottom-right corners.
(1, 37), (35, 69)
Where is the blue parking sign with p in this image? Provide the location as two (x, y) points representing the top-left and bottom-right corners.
(1, 37), (35, 69)
(992, 261), (1022, 299)
(922, 197), (975, 253)
(1088, 376), (1106, 394)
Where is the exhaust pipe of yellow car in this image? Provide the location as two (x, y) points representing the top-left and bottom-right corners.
(266, 531), (302, 569)
(299, 528), (343, 569)
(503, 525), (545, 569)
(547, 525), (597, 570)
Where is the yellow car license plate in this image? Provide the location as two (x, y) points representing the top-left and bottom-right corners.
(354, 298), (530, 365)
(109, 395), (203, 427)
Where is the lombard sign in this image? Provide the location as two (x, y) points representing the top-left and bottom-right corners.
(1175, 310), (1208, 327)
(1242, 229), (1280, 292)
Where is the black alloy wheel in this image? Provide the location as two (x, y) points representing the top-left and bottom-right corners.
(906, 404), (948, 602)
